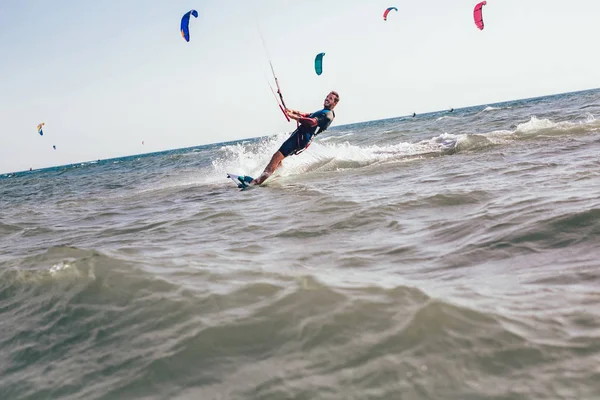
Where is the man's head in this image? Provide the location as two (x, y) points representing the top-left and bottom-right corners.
(324, 91), (340, 110)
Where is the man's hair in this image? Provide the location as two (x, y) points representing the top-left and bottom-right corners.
(329, 91), (340, 103)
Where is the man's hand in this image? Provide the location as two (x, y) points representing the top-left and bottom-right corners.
(285, 108), (305, 120)
(285, 108), (299, 120)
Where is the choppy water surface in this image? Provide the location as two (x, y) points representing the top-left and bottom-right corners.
(1, 89), (600, 399)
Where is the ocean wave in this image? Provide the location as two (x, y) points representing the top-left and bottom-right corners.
(515, 116), (571, 134)
(210, 134), (460, 182)
(0, 222), (22, 236)
(436, 116), (460, 121)
(482, 106), (500, 112)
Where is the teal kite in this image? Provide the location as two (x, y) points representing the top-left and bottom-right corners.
(314, 52), (325, 76)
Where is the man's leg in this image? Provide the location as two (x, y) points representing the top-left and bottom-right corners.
(253, 151), (285, 185)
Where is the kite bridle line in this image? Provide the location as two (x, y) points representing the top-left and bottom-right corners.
(255, 21), (291, 123)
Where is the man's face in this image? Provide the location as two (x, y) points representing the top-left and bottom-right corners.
(324, 93), (338, 109)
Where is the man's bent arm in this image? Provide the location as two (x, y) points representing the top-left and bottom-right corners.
(286, 109), (310, 118)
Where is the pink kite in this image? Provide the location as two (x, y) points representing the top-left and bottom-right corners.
(473, 1), (486, 30)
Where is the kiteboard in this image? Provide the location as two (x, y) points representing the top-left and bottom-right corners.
(227, 173), (255, 190)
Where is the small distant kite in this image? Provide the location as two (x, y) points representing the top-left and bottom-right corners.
(53, 145), (56, 150)
(37, 123), (44, 136)
(180, 10), (199, 42)
(142, 141), (145, 145)
(314, 52), (325, 76)
(473, 1), (487, 30)
(383, 7), (398, 21)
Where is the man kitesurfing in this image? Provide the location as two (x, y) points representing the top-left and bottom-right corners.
(235, 91), (339, 188)
(229, 23), (340, 189)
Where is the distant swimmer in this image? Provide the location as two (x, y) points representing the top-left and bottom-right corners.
(237, 91), (339, 187)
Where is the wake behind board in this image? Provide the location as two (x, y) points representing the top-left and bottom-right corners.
(227, 173), (255, 190)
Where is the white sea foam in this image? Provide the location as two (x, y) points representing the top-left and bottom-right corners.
(515, 116), (564, 133)
(482, 106), (500, 112)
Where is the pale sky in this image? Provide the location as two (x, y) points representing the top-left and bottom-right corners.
(1, 0), (599, 173)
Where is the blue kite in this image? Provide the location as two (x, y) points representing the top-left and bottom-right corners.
(180, 10), (199, 42)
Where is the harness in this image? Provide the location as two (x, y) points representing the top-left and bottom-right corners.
(292, 109), (335, 155)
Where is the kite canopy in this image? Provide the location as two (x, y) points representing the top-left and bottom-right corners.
(37, 122), (44, 136)
(473, 1), (486, 30)
(180, 10), (199, 42)
(383, 7), (398, 21)
(314, 53), (325, 75)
